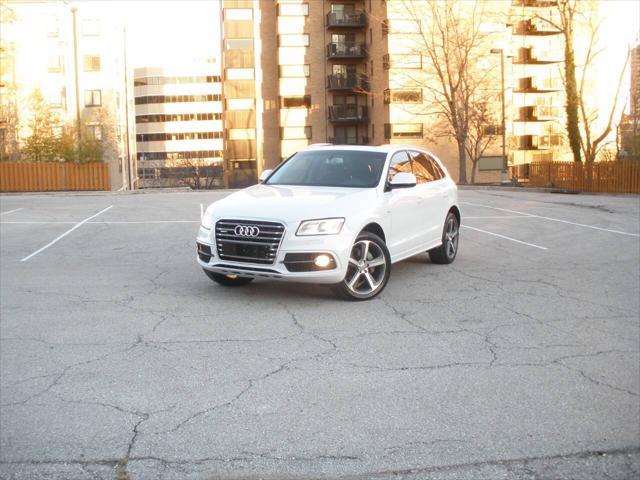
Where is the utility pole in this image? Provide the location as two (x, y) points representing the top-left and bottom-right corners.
(123, 26), (133, 190)
(491, 48), (509, 183)
(71, 6), (81, 158)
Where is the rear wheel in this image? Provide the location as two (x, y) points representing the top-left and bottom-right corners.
(332, 232), (391, 301)
(203, 269), (254, 287)
(429, 212), (459, 264)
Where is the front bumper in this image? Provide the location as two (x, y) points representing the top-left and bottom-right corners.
(196, 221), (352, 284)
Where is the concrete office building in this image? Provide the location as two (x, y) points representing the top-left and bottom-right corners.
(0, 1), (135, 190)
(133, 63), (224, 188)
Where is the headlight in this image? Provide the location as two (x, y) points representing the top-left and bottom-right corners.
(201, 205), (215, 230)
(296, 218), (345, 236)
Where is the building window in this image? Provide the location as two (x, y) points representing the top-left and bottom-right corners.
(84, 90), (102, 107)
(46, 20), (59, 38)
(280, 95), (311, 108)
(87, 124), (102, 141)
(279, 34), (310, 47)
(135, 113), (222, 123)
(384, 123), (423, 139)
(383, 54), (422, 69)
(48, 55), (63, 73)
(482, 125), (504, 135)
(226, 68), (254, 80)
(224, 8), (253, 20)
(281, 126), (312, 139)
(136, 131), (223, 142)
(383, 89), (423, 104)
(81, 19), (100, 36)
(388, 19), (421, 34)
(224, 38), (254, 50)
(133, 75), (221, 86)
(279, 65), (310, 77)
(226, 98), (254, 110)
(134, 94), (222, 105)
(227, 128), (256, 140)
(83, 55), (100, 72)
(278, 3), (309, 15)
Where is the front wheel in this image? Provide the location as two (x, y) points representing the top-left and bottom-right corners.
(203, 269), (254, 287)
(429, 212), (459, 264)
(332, 232), (391, 301)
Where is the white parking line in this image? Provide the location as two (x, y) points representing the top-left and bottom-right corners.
(461, 201), (640, 238)
(20, 206), (113, 262)
(463, 215), (531, 219)
(0, 208), (23, 216)
(462, 225), (548, 250)
(2, 220), (198, 225)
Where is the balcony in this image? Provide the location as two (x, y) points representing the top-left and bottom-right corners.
(326, 11), (367, 28)
(515, 106), (562, 122)
(513, 134), (554, 150)
(514, 76), (562, 93)
(327, 74), (369, 91)
(327, 42), (367, 59)
(512, 20), (562, 36)
(329, 136), (370, 145)
(512, 0), (558, 7)
(328, 105), (369, 123)
(513, 47), (562, 65)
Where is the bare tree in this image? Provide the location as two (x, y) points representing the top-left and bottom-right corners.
(538, 0), (630, 163)
(465, 101), (499, 184)
(396, 0), (495, 184)
(175, 158), (222, 190)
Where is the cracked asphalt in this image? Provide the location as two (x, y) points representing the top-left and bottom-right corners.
(0, 189), (639, 480)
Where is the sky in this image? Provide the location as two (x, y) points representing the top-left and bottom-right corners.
(108, 0), (221, 68)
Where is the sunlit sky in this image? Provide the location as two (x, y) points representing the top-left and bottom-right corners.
(107, 0), (221, 68)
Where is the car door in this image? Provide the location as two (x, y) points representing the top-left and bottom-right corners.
(384, 150), (423, 258)
(409, 150), (447, 245)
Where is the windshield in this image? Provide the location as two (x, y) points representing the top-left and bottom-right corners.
(265, 150), (387, 188)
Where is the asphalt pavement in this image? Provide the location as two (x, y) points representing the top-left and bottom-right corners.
(0, 188), (638, 480)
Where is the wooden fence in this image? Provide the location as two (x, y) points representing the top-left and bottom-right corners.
(0, 162), (110, 192)
(509, 161), (640, 194)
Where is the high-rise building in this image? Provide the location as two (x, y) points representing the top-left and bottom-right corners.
(217, 0), (513, 186)
(133, 63), (224, 188)
(0, 0), (135, 189)
(218, 0), (627, 187)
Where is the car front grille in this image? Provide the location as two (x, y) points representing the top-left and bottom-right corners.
(215, 219), (285, 265)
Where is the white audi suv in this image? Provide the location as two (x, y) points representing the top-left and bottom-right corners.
(197, 145), (460, 300)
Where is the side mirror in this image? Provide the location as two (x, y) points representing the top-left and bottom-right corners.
(388, 172), (417, 189)
(258, 169), (273, 183)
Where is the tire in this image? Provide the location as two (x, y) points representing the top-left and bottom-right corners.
(332, 232), (391, 301)
(203, 269), (254, 287)
(429, 211), (459, 264)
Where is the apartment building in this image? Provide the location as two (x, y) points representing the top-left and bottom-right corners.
(219, 0), (629, 186)
(218, 0), (509, 186)
(0, 1), (135, 190)
(509, 0), (566, 164)
(133, 63), (224, 187)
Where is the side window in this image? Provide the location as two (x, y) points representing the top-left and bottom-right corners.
(387, 151), (412, 182)
(410, 151), (443, 183)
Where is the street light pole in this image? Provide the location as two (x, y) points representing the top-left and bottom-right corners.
(71, 6), (81, 154)
(491, 48), (509, 184)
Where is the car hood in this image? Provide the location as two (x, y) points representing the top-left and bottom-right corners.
(209, 184), (378, 222)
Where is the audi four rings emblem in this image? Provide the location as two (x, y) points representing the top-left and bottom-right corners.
(234, 225), (260, 237)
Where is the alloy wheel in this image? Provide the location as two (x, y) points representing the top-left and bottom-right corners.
(445, 216), (459, 259)
(344, 240), (387, 296)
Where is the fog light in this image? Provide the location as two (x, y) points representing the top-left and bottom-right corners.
(314, 254), (331, 268)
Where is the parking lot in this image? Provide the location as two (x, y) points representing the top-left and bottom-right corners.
(1, 188), (639, 480)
